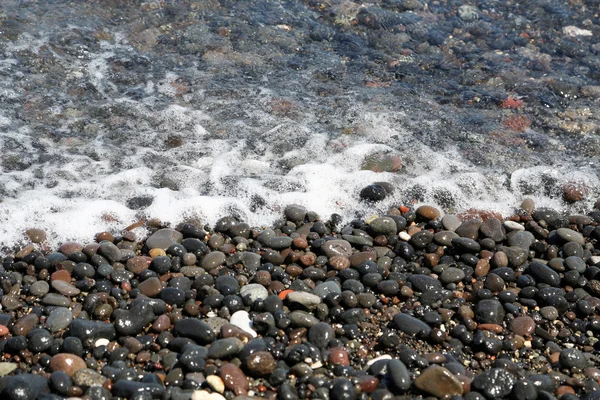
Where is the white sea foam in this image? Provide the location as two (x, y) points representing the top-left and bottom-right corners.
(0, 26), (598, 253)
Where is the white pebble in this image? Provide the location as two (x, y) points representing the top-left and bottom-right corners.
(94, 338), (109, 347)
(206, 375), (225, 393)
(192, 390), (226, 400)
(230, 310), (257, 337)
(398, 232), (411, 241)
(366, 354), (392, 366)
(503, 221), (525, 231)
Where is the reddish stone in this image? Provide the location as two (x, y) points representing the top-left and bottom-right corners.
(358, 376), (379, 393)
(51, 269), (72, 283)
(12, 313), (39, 336)
(328, 347), (350, 366)
(50, 353), (87, 377)
(220, 363), (249, 395)
(126, 256), (151, 275)
(416, 205), (440, 220)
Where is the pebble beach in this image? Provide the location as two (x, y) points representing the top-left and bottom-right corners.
(0, 0), (600, 399)
(2, 201), (600, 400)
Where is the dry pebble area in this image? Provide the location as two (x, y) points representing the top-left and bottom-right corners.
(3, 200), (600, 400)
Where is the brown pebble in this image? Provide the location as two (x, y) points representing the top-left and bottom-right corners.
(126, 256), (151, 275)
(563, 183), (587, 203)
(414, 366), (463, 397)
(424, 353), (446, 364)
(16, 245), (35, 259)
(521, 198), (535, 213)
(51, 270), (72, 283)
(358, 376), (379, 393)
(149, 248), (167, 258)
(416, 205), (440, 220)
(26, 228), (47, 243)
(299, 252), (317, 266)
(152, 314), (171, 332)
(286, 265), (303, 277)
(220, 363), (249, 395)
(243, 351), (276, 376)
(138, 277), (163, 297)
(328, 347), (350, 366)
(221, 323), (254, 343)
(50, 353), (87, 377)
(59, 242), (84, 255)
(12, 313), (39, 336)
(96, 231), (115, 243)
(491, 251), (508, 269)
(349, 251), (376, 267)
(510, 316), (535, 336)
(477, 324), (503, 334)
(293, 237), (308, 249)
(556, 385), (576, 396)
(474, 259), (490, 277)
(329, 255), (350, 271)
(254, 270), (271, 286)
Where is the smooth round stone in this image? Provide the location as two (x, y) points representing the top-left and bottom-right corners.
(240, 284), (269, 304)
(509, 316), (535, 336)
(387, 359), (411, 392)
(205, 375), (225, 393)
(69, 319), (116, 342)
(26, 228), (47, 243)
(51, 280), (81, 296)
(112, 380), (164, 398)
(179, 346), (209, 372)
(1, 296), (21, 311)
(0, 363), (18, 377)
(528, 261), (561, 287)
(289, 311), (319, 327)
(3, 374), (49, 400)
(308, 322), (334, 348)
(207, 337), (244, 359)
(377, 280), (399, 296)
(451, 237), (481, 253)
(146, 228), (183, 250)
(512, 380), (537, 400)
(434, 231), (460, 246)
(540, 306), (559, 320)
(59, 242), (84, 255)
(126, 256), (151, 275)
(564, 256), (586, 273)
(287, 291), (322, 309)
(369, 217), (397, 235)
(360, 184), (387, 202)
(503, 246), (529, 268)
(504, 221), (525, 231)
(393, 313), (432, 336)
(407, 274), (442, 292)
(229, 311), (257, 338)
(113, 302), (155, 336)
(480, 218), (505, 242)
(312, 281), (342, 299)
(321, 240), (352, 258)
(440, 267), (466, 284)
(329, 347), (350, 366)
(243, 351), (277, 376)
(263, 236), (293, 250)
(42, 293), (71, 307)
(97, 241), (122, 263)
(472, 368), (516, 399)
(46, 307), (73, 333)
(72, 368), (107, 387)
(416, 205), (440, 221)
(50, 353), (87, 376)
(560, 348), (588, 369)
(29, 280), (50, 297)
(475, 299), (505, 325)
(442, 215), (461, 231)
(12, 314), (38, 336)
(161, 287), (186, 306)
(201, 251), (227, 270)
(174, 318), (216, 344)
(508, 231), (535, 250)
(220, 363), (249, 395)
(330, 378), (355, 400)
(414, 366), (463, 397)
(556, 228), (585, 245)
(285, 204), (307, 222)
(410, 230), (433, 249)
(138, 277), (163, 297)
